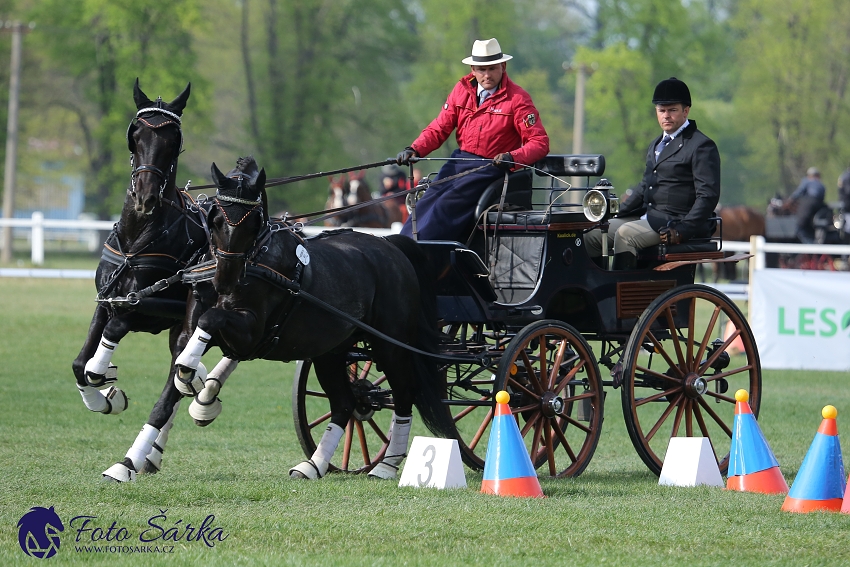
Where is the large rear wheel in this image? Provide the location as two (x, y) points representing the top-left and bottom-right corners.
(494, 320), (604, 478)
(620, 284), (761, 475)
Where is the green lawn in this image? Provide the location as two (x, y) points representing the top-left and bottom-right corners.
(0, 278), (848, 566)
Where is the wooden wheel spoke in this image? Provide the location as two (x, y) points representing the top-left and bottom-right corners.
(704, 364), (754, 382)
(342, 422), (354, 470)
(693, 305), (722, 370)
(635, 385), (682, 407)
(703, 390), (735, 404)
(646, 330), (684, 377)
(554, 411), (592, 434)
(520, 411), (542, 437)
(542, 420), (556, 476)
(520, 350), (544, 393)
(699, 330), (742, 375)
(552, 360), (586, 394)
(305, 389), (329, 399)
(530, 418), (543, 461)
(687, 297), (696, 367)
(692, 403), (711, 439)
(354, 420), (371, 465)
(366, 418), (389, 444)
(646, 392), (684, 442)
(547, 339), (569, 391)
(664, 306), (687, 371)
(686, 401), (694, 437)
(358, 360), (373, 381)
(453, 397), (489, 422)
(308, 411), (332, 429)
(506, 376), (542, 401)
(696, 396), (733, 438)
(538, 334), (548, 390)
(468, 408), (493, 451)
(635, 364), (684, 386)
(562, 390), (596, 403)
(552, 421), (578, 464)
(671, 399), (686, 438)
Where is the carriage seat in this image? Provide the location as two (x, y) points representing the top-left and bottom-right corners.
(473, 169), (533, 222)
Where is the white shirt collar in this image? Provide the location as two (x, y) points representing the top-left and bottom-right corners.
(663, 119), (690, 140)
(477, 84), (497, 98)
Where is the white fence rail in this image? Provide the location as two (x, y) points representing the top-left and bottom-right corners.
(3, 216), (850, 291)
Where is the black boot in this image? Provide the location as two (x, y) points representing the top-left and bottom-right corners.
(612, 252), (637, 270)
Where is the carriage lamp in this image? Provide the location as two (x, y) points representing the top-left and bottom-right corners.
(581, 179), (619, 223)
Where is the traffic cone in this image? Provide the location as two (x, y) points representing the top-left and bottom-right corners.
(480, 391), (544, 498)
(842, 474), (850, 514)
(782, 405), (846, 513)
(726, 389), (788, 494)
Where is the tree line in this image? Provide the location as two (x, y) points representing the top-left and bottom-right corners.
(0, 0), (848, 218)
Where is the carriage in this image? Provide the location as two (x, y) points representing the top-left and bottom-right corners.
(292, 154), (761, 478)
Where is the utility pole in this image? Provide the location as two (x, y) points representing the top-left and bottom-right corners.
(1, 21), (33, 264)
(563, 61), (597, 194)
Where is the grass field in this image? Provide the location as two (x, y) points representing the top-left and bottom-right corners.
(1, 277), (849, 566)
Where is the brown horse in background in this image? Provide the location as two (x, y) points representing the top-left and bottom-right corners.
(325, 171), (394, 228)
(707, 205), (765, 281)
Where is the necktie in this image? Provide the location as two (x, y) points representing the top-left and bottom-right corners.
(479, 90), (490, 106)
(655, 134), (672, 162)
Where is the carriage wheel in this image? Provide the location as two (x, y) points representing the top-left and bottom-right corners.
(494, 320), (604, 478)
(292, 349), (392, 474)
(439, 323), (501, 471)
(620, 284), (762, 476)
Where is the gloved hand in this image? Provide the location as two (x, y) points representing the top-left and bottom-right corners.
(658, 226), (682, 245)
(492, 152), (513, 172)
(396, 147), (418, 166)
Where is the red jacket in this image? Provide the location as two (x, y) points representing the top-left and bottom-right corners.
(411, 72), (549, 169)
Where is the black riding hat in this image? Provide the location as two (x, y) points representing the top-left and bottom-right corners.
(652, 77), (691, 107)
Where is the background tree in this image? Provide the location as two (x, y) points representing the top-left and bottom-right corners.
(733, 0), (850, 202)
(25, 0), (208, 219)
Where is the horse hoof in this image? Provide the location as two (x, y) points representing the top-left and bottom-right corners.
(174, 362), (207, 396)
(102, 462), (137, 482)
(141, 459), (161, 475)
(102, 386), (128, 415)
(290, 470), (309, 480)
(289, 460), (323, 479)
(367, 463), (398, 480)
(188, 396), (221, 425)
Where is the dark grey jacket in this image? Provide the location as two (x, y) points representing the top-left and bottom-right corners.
(617, 120), (721, 241)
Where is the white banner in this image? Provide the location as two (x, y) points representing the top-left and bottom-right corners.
(751, 269), (850, 371)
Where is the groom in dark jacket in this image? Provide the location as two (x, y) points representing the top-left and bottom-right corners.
(585, 77), (721, 269)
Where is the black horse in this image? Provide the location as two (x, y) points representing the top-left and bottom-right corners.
(71, 80), (210, 481)
(169, 156), (455, 479)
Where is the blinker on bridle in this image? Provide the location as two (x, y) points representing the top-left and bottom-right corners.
(127, 100), (183, 204)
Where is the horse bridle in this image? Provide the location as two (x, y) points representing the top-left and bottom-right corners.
(127, 103), (183, 205)
(210, 174), (265, 262)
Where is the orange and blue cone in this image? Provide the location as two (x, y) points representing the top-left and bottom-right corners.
(726, 389), (788, 494)
(480, 391), (544, 498)
(782, 405), (846, 513)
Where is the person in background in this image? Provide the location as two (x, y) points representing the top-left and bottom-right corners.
(584, 77), (721, 269)
(396, 37), (549, 242)
(788, 167), (826, 244)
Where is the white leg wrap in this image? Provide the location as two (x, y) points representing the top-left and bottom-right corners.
(142, 401), (180, 473)
(175, 328), (211, 370)
(369, 414), (412, 480)
(289, 423), (345, 479)
(208, 356), (238, 384)
(77, 384), (128, 414)
(85, 337), (118, 376)
(102, 462), (136, 483)
(174, 361), (207, 397)
(125, 424), (159, 473)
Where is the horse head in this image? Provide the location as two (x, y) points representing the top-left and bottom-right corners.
(127, 78), (191, 215)
(209, 156), (268, 295)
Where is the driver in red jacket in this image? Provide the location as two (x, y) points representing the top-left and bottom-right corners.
(397, 38), (549, 242)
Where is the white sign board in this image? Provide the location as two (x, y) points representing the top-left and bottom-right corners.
(658, 437), (724, 488)
(751, 269), (850, 371)
(398, 437), (466, 489)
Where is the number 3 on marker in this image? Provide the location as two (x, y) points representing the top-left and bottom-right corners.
(417, 444), (436, 486)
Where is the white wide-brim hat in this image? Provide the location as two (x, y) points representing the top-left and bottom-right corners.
(461, 38), (513, 65)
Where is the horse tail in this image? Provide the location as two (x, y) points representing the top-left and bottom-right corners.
(385, 235), (458, 439)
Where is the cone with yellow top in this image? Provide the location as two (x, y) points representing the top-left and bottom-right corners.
(782, 405), (846, 513)
(480, 391), (544, 498)
(726, 389), (788, 494)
